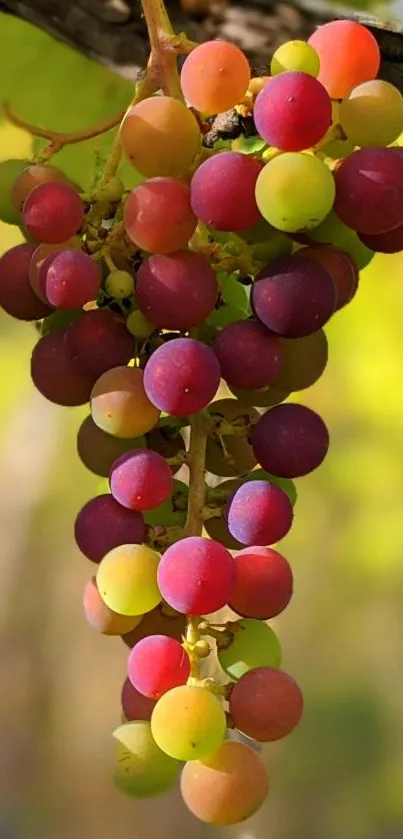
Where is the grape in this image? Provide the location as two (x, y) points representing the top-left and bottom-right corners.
(229, 546), (293, 620)
(31, 330), (96, 406)
(0, 243), (52, 321)
(272, 330), (328, 392)
(252, 255), (336, 338)
(29, 240), (80, 302)
(122, 603), (187, 649)
(90, 366), (160, 438)
(254, 72), (331, 152)
(0, 159), (27, 224)
(308, 20), (380, 99)
(97, 543), (161, 616)
(229, 384), (290, 408)
(151, 685), (226, 760)
(136, 251), (218, 330)
(251, 403), (329, 478)
(77, 415), (145, 478)
(213, 319), (282, 390)
(143, 338), (220, 416)
(110, 449), (173, 511)
(271, 40), (320, 77)
(203, 512), (243, 552)
(240, 218), (293, 264)
(74, 494), (145, 562)
(22, 182), (84, 243)
(359, 224), (403, 254)
(339, 79), (403, 148)
(157, 536), (236, 615)
(65, 309), (134, 376)
(180, 40), (251, 116)
(126, 309), (155, 339)
(143, 479), (188, 530)
(334, 148), (403, 235)
(307, 210), (374, 270)
(226, 480), (293, 546)
(105, 269), (133, 299)
(121, 678), (156, 722)
(124, 178), (197, 253)
(255, 153), (335, 232)
(190, 152), (262, 231)
(297, 244), (358, 310)
(218, 619), (282, 679)
(38, 249), (100, 308)
(205, 398), (259, 478)
(83, 576), (142, 635)
(41, 309), (82, 335)
(181, 740), (269, 825)
(113, 721), (179, 797)
(11, 163), (77, 215)
(229, 667), (303, 742)
(146, 426), (185, 475)
(127, 635), (190, 699)
(120, 96), (201, 178)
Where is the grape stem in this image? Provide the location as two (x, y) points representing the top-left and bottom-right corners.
(183, 412), (210, 538)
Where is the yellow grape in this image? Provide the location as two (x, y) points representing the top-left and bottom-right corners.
(271, 40), (320, 77)
(90, 365), (160, 438)
(339, 79), (403, 148)
(113, 721), (179, 797)
(151, 685), (226, 761)
(97, 543), (161, 616)
(255, 153), (335, 232)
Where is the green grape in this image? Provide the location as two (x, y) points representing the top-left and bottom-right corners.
(151, 685), (226, 761)
(271, 40), (320, 77)
(0, 159), (27, 224)
(126, 309), (155, 339)
(144, 479), (188, 528)
(321, 136), (355, 160)
(96, 544), (161, 616)
(106, 269), (134, 299)
(96, 176), (125, 202)
(255, 153), (335, 232)
(340, 79), (403, 148)
(113, 721), (179, 797)
(218, 619), (282, 680)
(308, 210), (374, 269)
(240, 218), (293, 264)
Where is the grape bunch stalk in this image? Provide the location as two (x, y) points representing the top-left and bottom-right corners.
(0, 0), (402, 824)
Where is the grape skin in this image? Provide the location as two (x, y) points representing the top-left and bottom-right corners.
(218, 619), (282, 680)
(39, 249), (100, 309)
(124, 177), (197, 254)
(271, 40), (320, 77)
(151, 685), (226, 761)
(254, 71), (332, 152)
(334, 148), (403, 235)
(11, 163), (77, 214)
(31, 330), (96, 407)
(251, 403), (329, 478)
(255, 153), (336, 233)
(359, 224), (403, 254)
(297, 244), (358, 311)
(29, 240), (81, 303)
(109, 449), (173, 511)
(65, 309), (134, 376)
(113, 721), (180, 797)
(190, 152), (263, 231)
(213, 320), (283, 390)
(83, 576), (142, 636)
(136, 251), (218, 330)
(226, 480), (294, 546)
(90, 366), (161, 439)
(127, 635), (190, 699)
(143, 338), (221, 416)
(97, 543), (162, 617)
(308, 20), (380, 99)
(229, 666), (303, 742)
(74, 494), (145, 562)
(339, 79), (403, 148)
(22, 182), (84, 243)
(180, 40), (251, 116)
(229, 546), (293, 620)
(0, 243), (52, 321)
(157, 536), (236, 615)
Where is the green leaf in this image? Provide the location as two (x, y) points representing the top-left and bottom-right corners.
(231, 136), (266, 155)
(144, 480), (188, 528)
(207, 304), (249, 329)
(220, 273), (250, 313)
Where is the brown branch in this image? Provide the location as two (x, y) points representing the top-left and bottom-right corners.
(2, 101), (127, 146)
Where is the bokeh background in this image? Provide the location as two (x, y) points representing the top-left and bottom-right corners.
(0, 9), (402, 839)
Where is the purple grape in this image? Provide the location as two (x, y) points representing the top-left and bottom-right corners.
(190, 151), (263, 231)
(334, 148), (403, 234)
(213, 319), (282, 390)
(359, 224), (403, 254)
(110, 449), (173, 511)
(39, 249), (100, 308)
(251, 403), (329, 478)
(226, 480), (294, 546)
(31, 329), (96, 406)
(253, 71), (332, 152)
(0, 243), (52, 320)
(65, 309), (134, 376)
(143, 338), (221, 416)
(74, 494), (145, 562)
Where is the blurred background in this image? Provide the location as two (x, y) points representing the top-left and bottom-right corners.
(0, 4), (402, 839)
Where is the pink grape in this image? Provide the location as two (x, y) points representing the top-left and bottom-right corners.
(65, 309), (134, 376)
(136, 251), (218, 330)
(143, 338), (220, 416)
(121, 677), (157, 721)
(22, 182), (84, 243)
(110, 449), (173, 511)
(157, 536), (236, 615)
(38, 249), (100, 308)
(253, 71), (332, 151)
(251, 403), (329, 478)
(226, 480), (294, 546)
(213, 319), (282, 390)
(127, 635), (190, 699)
(359, 224), (403, 253)
(74, 494), (145, 562)
(229, 666), (303, 741)
(31, 329), (96, 406)
(190, 152), (262, 231)
(83, 577), (142, 636)
(124, 178), (197, 253)
(229, 546), (293, 620)
(334, 148), (403, 234)
(0, 243), (52, 320)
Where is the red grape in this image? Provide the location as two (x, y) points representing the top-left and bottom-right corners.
(0, 243), (52, 320)
(143, 338), (221, 416)
(31, 329), (96, 406)
(253, 71), (331, 151)
(127, 635), (190, 699)
(122, 604), (187, 649)
(213, 319), (282, 390)
(136, 251), (218, 330)
(110, 449), (173, 511)
(359, 224), (403, 254)
(157, 536), (236, 615)
(190, 152), (262, 231)
(124, 178), (197, 253)
(229, 666), (303, 741)
(22, 182), (84, 243)
(226, 480), (294, 546)
(308, 20), (380, 99)
(29, 240), (80, 302)
(121, 677), (156, 721)
(334, 148), (403, 235)
(77, 416), (145, 478)
(11, 163), (78, 214)
(297, 244), (358, 310)
(229, 546), (293, 619)
(74, 494), (145, 562)
(251, 403), (329, 478)
(65, 309), (134, 377)
(39, 249), (100, 308)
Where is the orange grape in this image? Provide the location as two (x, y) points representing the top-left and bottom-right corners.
(181, 40), (251, 115)
(90, 366), (160, 439)
(308, 20), (380, 99)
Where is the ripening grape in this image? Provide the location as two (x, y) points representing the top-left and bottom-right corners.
(205, 399), (259, 478)
(122, 603), (187, 649)
(252, 255), (337, 338)
(157, 536), (236, 615)
(38, 249), (100, 308)
(213, 319), (282, 390)
(83, 576), (142, 635)
(229, 667), (303, 742)
(334, 148), (403, 235)
(110, 449), (173, 511)
(120, 96), (201, 178)
(121, 678), (156, 722)
(74, 494), (145, 562)
(29, 240), (80, 302)
(308, 20), (380, 99)
(77, 416), (145, 478)
(359, 224), (403, 254)
(113, 721), (180, 797)
(126, 309), (155, 339)
(31, 330), (96, 406)
(251, 403), (329, 478)
(151, 685), (226, 760)
(91, 366), (160, 438)
(0, 159), (27, 224)
(105, 269), (134, 299)
(339, 79), (403, 148)
(11, 163), (76, 214)
(97, 543), (161, 616)
(272, 330), (328, 392)
(190, 152), (262, 231)
(297, 244), (358, 310)
(143, 338), (220, 416)
(255, 153), (335, 232)
(181, 740), (269, 825)
(254, 72), (331, 151)
(0, 243), (52, 321)
(229, 546), (293, 620)
(127, 635), (190, 699)
(271, 39), (320, 77)
(124, 178), (197, 253)
(136, 251), (218, 330)
(226, 480), (294, 546)
(218, 619), (282, 679)
(22, 182), (84, 243)
(65, 309), (134, 376)
(180, 40), (251, 115)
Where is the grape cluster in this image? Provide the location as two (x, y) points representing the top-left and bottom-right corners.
(0, 16), (401, 826)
